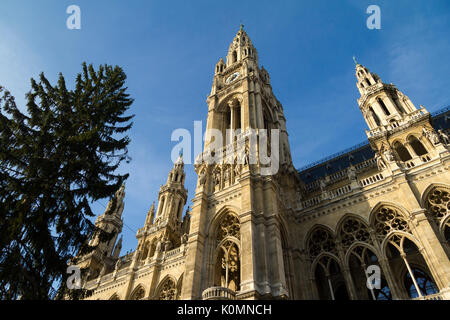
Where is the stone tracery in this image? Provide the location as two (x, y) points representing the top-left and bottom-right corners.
(158, 278), (177, 300)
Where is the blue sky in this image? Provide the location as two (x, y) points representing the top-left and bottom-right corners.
(1, 0), (450, 255)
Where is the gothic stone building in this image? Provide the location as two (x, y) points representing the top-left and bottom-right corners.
(73, 27), (450, 300)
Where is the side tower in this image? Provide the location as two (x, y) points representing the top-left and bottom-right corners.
(355, 61), (448, 171)
(75, 185), (125, 281)
(135, 153), (189, 264)
(182, 26), (299, 300)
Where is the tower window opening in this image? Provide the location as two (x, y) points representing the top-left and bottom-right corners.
(159, 197), (165, 216)
(370, 107), (381, 126)
(365, 79), (371, 87)
(394, 142), (412, 161)
(377, 98), (390, 116)
(232, 51), (237, 63)
(408, 136), (428, 156)
(236, 106), (241, 130)
(393, 97), (406, 114)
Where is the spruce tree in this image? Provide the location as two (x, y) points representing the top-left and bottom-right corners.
(0, 62), (134, 300)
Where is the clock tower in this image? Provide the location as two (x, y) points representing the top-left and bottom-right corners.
(181, 26), (299, 300)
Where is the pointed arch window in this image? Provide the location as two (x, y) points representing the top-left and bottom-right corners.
(214, 213), (241, 292)
(158, 278), (177, 300)
(424, 187), (450, 244)
(314, 255), (349, 300)
(130, 286), (145, 300)
(158, 197), (166, 216)
(408, 136), (428, 156)
(307, 227), (337, 260)
(232, 51), (237, 63)
(404, 267), (439, 298)
(214, 240), (240, 291)
(377, 98), (390, 116)
(370, 107), (381, 126)
(393, 142), (412, 161)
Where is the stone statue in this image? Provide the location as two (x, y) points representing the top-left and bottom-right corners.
(223, 167), (229, 183)
(375, 153), (386, 170)
(199, 170), (206, 186)
(423, 127), (440, 145)
(347, 165), (357, 181)
(214, 171), (221, 185)
(234, 164), (241, 176)
(155, 240), (162, 253)
(243, 144), (250, 166)
(99, 264), (107, 278)
(115, 258), (122, 271)
(319, 179), (326, 191)
(181, 233), (188, 244)
(163, 240), (172, 252)
(383, 149), (395, 162)
(438, 129), (449, 145)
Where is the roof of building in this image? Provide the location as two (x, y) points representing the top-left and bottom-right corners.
(297, 106), (450, 184)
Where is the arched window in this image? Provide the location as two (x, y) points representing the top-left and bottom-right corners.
(404, 268), (438, 298)
(377, 98), (390, 116)
(178, 201), (184, 221)
(236, 106), (241, 130)
(383, 232), (438, 299)
(347, 246), (391, 300)
(157, 278), (177, 300)
(373, 206), (410, 242)
(408, 136), (428, 156)
(214, 214), (240, 291)
(109, 293), (120, 300)
(214, 240), (240, 291)
(130, 286), (145, 300)
(424, 187), (450, 244)
(393, 97), (406, 114)
(338, 217), (372, 251)
(394, 142), (412, 161)
(158, 197), (165, 216)
(370, 107), (381, 126)
(307, 227), (337, 260)
(314, 255), (349, 300)
(365, 79), (371, 87)
(225, 108), (231, 130)
(232, 51), (237, 63)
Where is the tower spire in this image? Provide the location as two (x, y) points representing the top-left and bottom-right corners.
(355, 63), (418, 132)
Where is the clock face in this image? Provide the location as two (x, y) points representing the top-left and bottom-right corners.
(226, 72), (240, 84)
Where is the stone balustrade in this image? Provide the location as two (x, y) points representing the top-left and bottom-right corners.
(359, 173), (384, 187)
(202, 286), (236, 300)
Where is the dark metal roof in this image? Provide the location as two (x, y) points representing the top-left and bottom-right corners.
(297, 106), (450, 184)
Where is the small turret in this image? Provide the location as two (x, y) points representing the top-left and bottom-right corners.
(355, 60), (418, 130)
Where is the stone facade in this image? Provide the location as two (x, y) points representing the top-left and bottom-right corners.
(72, 27), (450, 300)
